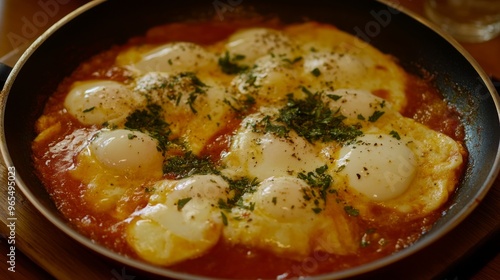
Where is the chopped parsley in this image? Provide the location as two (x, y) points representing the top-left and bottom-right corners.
(368, 110), (385, 122)
(311, 67), (321, 77)
(127, 133), (137, 140)
(186, 90), (204, 113)
(389, 130), (401, 140)
(162, 153), (259, 214)
(282, 56), (303, 65)
(327, 94), (342, 101)
(344, 205), (360, 217)
(244, 72), (258, 87)
(218, 176), (259, 211)
(218, 51), (249, 74)
(177, 197), (192, 211)
(277, 87), (363, 143)
(82, 107), (95, 113)
(177, 72), (208, 114)
(236, 69), (260, 91)
(218, 199), (232, 211)
(178, 72), (207, 89)
(163, 152), (219, 179)
(298, 165), (334, 213)
(223, 94), (256, 114)
(124, 104), (171, 152)
(139, 72), (207, 114)
(336, 165), (346, 173)
(254, 115), (289, 138)
(240, 94), (256, 111)
(220, 211), (228, 226)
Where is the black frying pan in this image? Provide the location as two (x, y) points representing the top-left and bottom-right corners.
(1, 0), (499, 279)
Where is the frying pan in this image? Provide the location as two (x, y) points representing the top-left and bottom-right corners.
(1, 0), (499, 279)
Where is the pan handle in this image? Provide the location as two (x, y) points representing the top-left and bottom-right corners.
(0, 63), (13, 90)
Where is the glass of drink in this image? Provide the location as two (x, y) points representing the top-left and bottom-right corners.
(424, 0), (500, 43)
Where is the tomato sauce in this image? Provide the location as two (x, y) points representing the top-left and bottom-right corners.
(31, 18), (466, 279)
(402, 73), (466, 143)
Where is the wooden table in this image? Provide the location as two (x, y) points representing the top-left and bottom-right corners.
(1, 0), (499, 279)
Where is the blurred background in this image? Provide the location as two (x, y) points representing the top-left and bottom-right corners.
(1, 0), (499, 79)
(0, 0), (90, 66)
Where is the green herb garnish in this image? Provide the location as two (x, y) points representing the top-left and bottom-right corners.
(82, 107), (95, 113)
(217, 176), (259, 212)
(218, 51), (249, 74)
(177, 72), (208, 114)
(254, 115), (289, 138)
(220, 211), (228, 226)
(177, 197), (192, 211)
(277, 87), (363, 143)
(282, 56), (303, 65)
(163, 152), (219, 179)
(125, 104), (171, 152)
(344, 205), (360, 217)
(311, 67), (321, 77)
(327, 94), (342, 101)
(127, 133), (137, 140)
(368, 110), (385, 122)
(223, 94), (256, 114)
(298, 165), (334, 214)
(389, 130), (401, 140)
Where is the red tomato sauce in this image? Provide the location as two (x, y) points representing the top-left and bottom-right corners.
(31, 19), (466, 279)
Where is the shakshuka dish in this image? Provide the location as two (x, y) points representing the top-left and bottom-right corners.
(31, 18), (467, 279)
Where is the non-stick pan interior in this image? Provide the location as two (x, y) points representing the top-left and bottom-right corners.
(2, 0), (499, 278)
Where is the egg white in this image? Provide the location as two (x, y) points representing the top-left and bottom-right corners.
(223, 176), (360, 258)
(221, 107), (325, 181)
(127, 175), (229, 265)
(230, 54), (303, 106)
(64, 80), (145, 126)
(324, 100), (465, 218)
(118, 42), (218, 75)
(70, 129), (164, 213)
(223, 27), (300, 68)
(283, 22), (408, 112)
(335, 134), (417, 202)
(321, 88), (391, 121)
(89, 129), (164, 176)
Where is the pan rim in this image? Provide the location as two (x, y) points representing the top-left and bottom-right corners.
(1, 0), (499, 279)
